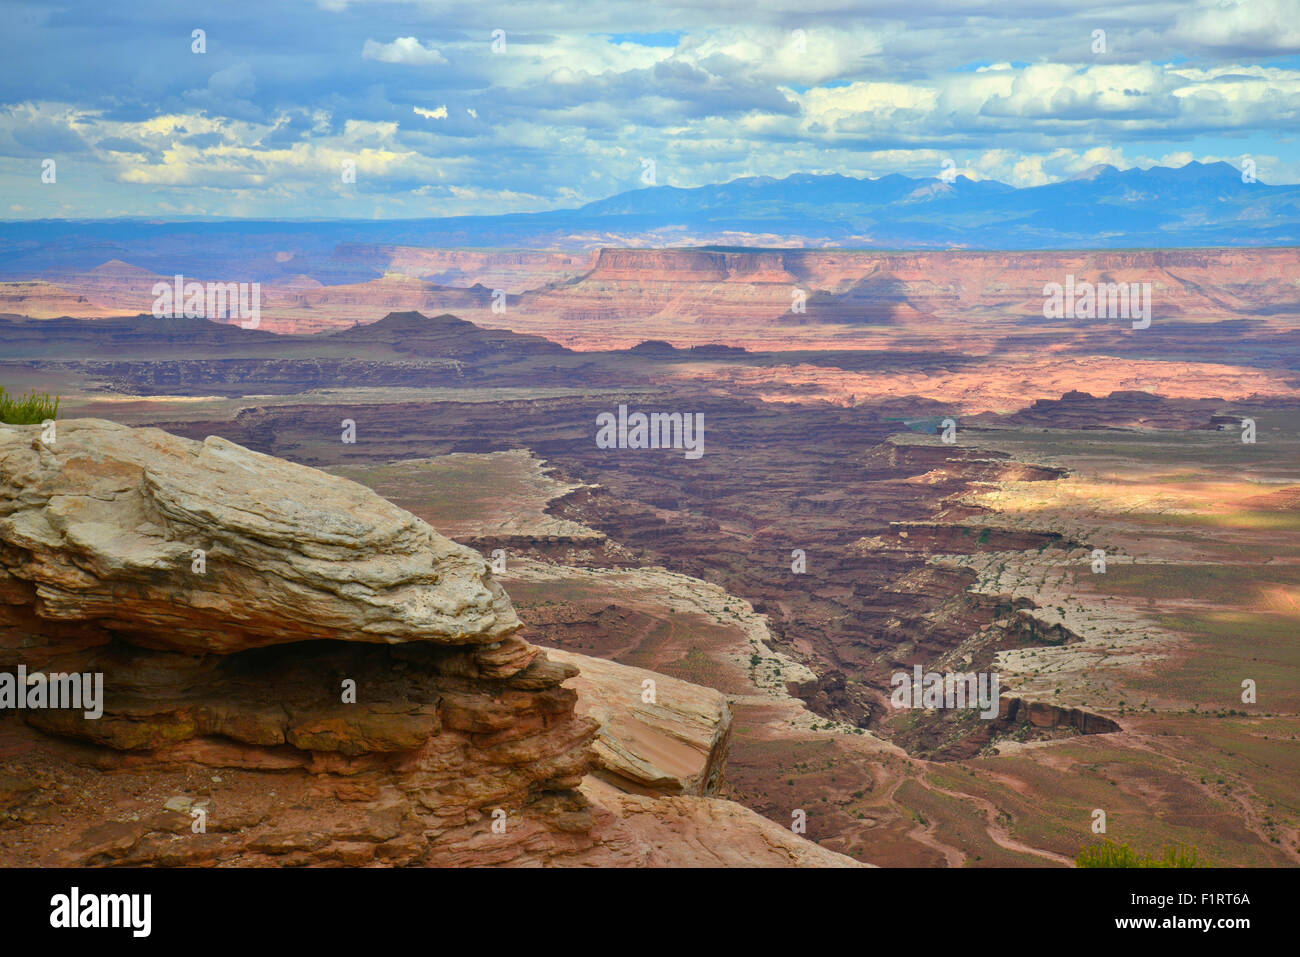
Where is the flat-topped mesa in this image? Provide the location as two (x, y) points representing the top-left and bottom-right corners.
(585, 247), (798, 284)
(0, 419), (519, 657)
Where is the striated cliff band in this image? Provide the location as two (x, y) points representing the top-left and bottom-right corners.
(0, 419), (858, 867)
(5, 247), (1299, 350)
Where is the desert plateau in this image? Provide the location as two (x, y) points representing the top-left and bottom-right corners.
(3, 230), (1299, 870)
(1, 5), (1297, 942)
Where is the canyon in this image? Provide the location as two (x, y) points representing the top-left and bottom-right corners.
(1, 237), (1298, 867)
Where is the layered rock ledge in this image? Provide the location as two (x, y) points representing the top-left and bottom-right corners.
(0, 420), (858, 866)
(546, 647), (731, 797)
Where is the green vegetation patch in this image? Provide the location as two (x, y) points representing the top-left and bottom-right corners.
(1077, 839), (1199, 868)
(0, 387), (59, 425)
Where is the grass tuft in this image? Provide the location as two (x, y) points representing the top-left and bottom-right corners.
(0, 387), (60, 425)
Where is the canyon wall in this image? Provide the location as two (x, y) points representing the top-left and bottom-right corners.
(519, 246), (1300, 328)
(10, 247), (1296, 340)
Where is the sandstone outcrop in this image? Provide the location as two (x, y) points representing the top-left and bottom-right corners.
(579, 777), (866, 867)
(545, 647), (731, 797)
(1, 419), (520, 658)
(0, 419), (856, 867)
(997, 696), (1122, 735)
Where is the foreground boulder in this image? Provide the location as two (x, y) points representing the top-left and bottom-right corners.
(0, 420), (858, 866)
(546, 647), (730, 797)
(1, 419), (518, 658)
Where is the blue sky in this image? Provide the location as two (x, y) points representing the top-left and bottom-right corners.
(1, 0), (1298, 219)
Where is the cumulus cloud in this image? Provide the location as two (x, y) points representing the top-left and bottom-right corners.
(1176, 0), (1300, 55)
(362, 37), (447, 65)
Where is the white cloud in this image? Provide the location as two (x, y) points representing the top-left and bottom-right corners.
(1176, 0), (1300, 53)
(414, 105), (448, 120)
(362, 37), (447, 66)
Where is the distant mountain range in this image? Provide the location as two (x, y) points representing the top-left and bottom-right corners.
(2, 162), (1297, 280)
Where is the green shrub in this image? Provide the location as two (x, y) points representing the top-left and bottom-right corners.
(1076, 840), (1200, 868)
(0, 387), (60, 425)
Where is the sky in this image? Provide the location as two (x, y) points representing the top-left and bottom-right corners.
(0, 0), (1298, 219)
